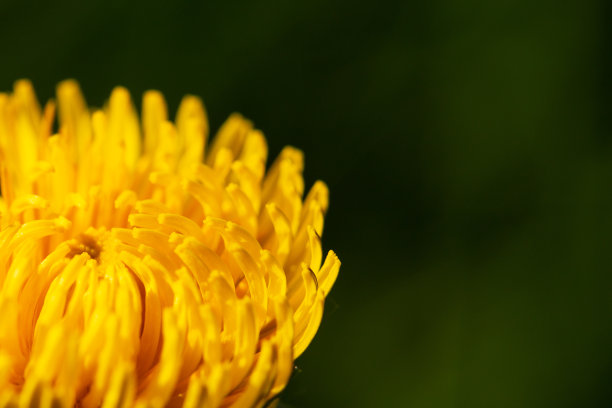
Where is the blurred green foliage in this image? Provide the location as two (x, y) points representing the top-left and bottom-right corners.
(0, 0), (607, 406)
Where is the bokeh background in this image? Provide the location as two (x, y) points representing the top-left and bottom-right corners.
(0, 0), (607, 406)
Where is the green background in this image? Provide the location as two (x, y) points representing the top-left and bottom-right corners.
(0, 0), (608, 406)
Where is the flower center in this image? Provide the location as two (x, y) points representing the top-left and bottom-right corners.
(67, 233), (103, 262)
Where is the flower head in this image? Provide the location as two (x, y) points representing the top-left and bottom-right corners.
(0, 80), (340, 407)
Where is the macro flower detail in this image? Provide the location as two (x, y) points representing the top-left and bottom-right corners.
(0, 80), (340, 408)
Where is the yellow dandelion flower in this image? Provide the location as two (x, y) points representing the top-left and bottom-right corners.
(0, 80), (340, 408)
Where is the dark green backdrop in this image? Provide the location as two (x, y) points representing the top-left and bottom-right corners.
(0, 0), (608, 407)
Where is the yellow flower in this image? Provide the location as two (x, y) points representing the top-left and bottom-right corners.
(0, 80), (340, 408)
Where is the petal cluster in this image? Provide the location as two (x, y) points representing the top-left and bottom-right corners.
(0, 80), (340, 408)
